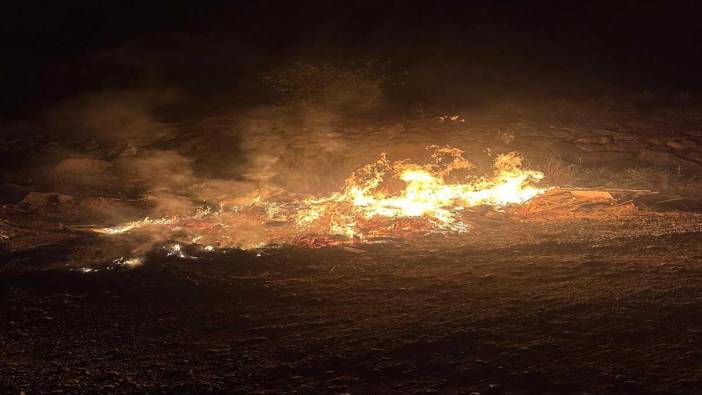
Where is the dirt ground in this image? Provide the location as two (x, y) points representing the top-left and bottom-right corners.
(3, 100), (702, 394)
(3, 212), (702, 394)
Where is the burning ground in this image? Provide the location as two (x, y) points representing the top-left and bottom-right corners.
(92, 146), (547, 252)
(3, 96), (702, 394)
(5, 90), (702, 264)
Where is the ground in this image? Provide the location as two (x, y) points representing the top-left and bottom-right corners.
(3, 212), (702, 394)
(3, 101), (702, 394)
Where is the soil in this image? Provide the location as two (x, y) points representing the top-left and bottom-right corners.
(3, 101), (702, 394)
(3, 213), (702, 394)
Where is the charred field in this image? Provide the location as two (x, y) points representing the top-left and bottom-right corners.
(4, 1), (702, 394)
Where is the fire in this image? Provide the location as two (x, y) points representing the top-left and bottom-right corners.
(96, 146), (546, 248)
(94, 217), (174, 235)
(289, 147), (544, 237)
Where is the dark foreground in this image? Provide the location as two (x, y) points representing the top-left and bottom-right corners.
(3, 215), (702, 394)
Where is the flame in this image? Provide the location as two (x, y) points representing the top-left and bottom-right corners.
(290, 148), (544, 238)
(95, 146), (546, 248)
(96, 217), (174, 235)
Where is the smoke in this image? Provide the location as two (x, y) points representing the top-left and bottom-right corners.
(2, 52), (580, 268)
(14, 58), (395, 234)
(45, 89), (179, 146)
(7, 49), (492, 268)
(17, 53), (545, 243)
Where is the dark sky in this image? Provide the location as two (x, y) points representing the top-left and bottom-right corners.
(2, 0), (702, 118)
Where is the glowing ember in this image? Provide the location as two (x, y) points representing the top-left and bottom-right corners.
(95, 146), (546, 249)
(112, 257), (144, 268)
(165, 243), (195, 259)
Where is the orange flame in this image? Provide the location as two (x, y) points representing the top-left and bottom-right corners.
(97, 146), (546, 247)
(290, 147), (544, 238)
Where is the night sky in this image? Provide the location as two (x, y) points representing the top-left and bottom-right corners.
(2, 0), (702, 119)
